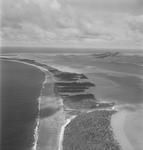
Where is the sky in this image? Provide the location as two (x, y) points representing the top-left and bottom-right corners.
(1, 0), (143, 49)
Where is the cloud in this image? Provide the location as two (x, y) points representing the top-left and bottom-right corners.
(128, 15), (143, 33)
(127, 15), (143, 43)
(2, 23), (57, 42)
(67, 0), (143, 14)
(1, 0), (143, 48)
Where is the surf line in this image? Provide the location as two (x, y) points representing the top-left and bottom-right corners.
(32, 69), (51, 150)
(7, 58), (50, 150)
(58, 115), (77, 150)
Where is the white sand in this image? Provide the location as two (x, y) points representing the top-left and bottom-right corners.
(124, 109), (143, 150)
(58, 115), (77, 150)
(38, 109), (65, 150)
(111, 110), (133, 150)
(111, 109), (143, 150)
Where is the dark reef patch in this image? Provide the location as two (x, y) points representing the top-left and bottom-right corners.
(63, 94), (95, 102)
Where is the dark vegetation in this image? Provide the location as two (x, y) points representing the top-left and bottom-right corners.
(63, 110), (120, 150)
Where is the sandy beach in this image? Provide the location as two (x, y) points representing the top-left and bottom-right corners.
(111, 108), (143, 150)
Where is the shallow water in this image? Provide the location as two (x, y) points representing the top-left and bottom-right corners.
(34, 53), (143, 105)
(87, 73), (143, 105)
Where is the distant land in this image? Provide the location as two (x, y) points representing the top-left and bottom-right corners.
(1, 46), (143, 54)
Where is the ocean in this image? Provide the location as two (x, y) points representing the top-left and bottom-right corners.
(1, 60), (45, 150)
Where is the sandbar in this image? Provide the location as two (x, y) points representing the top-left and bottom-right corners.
(111, 108), (143, 150)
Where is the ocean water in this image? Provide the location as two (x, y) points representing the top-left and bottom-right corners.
(38, 53), (143, 105)
(1, 60), (45, 150)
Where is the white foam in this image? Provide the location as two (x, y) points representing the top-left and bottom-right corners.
(50, 64), (82, 73)
(58, 115), (77, 150)
(32, 118), (40, 150)
(25, 63), (51, 150)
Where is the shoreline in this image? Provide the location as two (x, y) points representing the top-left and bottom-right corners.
(1, 57), (122, 150)
(111, 110), (133, 150)
(58, 115), (77, 150)
(12, 58), (67, 150)
(111, 106), (143, 150)
(1, 58), (47, 150)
